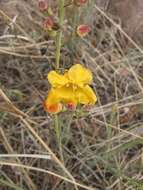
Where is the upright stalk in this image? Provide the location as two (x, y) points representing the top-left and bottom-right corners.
(55, 0), (65, 70)
(71, 6), (79, 49)
(55, 0), (65, 161)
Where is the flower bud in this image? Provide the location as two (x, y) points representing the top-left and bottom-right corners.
(74, 0), (88, 6)
(76, 24), (91, 37)
(67, 102), (76, 111)
(43, 17), (54, 31)
(43, 101), (63, 114)
(38, 0), (48, 12)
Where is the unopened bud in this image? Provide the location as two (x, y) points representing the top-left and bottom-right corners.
(38, 0), (48, 12)
(67, 102), (76, 111)
(76, 24), (91, 37)
(74, 0), (88, 6)
(43, 17), (54, 31)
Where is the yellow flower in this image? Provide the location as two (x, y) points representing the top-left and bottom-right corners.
(44, 64), (97, 113)
(48, 64), (92, 87)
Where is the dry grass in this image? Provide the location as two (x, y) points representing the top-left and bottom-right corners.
(0, 0), (143, 190)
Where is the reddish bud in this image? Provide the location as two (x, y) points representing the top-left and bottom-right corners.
(38, 0), (48, 12)
(77, 24), (91, 37)
(43, 101), (63, 114)
(67, 102), (76, 111)
(74, 0), (88, 6)
(43, 17), (54, 31)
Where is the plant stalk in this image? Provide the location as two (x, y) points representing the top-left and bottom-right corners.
(55, 0), (65, 70)
(54, 0), (65, 162)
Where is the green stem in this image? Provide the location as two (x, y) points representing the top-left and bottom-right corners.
(55, 0), (65, 70)
(54, 0), (65, 161)
(70, 6), (79, 51)
(55, 114), (61, 144)
(55, 114), (64, 161)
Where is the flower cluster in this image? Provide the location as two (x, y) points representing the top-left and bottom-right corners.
(38, 0), (90, 38)
(38, 0), (58, 37)
(44, 64), (97, 114)
(74, 0), (91, 37)
(38, 0), (53, 15)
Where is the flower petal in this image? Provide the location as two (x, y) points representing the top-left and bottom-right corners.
(45, 86), (77, 105)
(45, 88), (59, 104)
(48, 71), (69, 87)
(75, 85), (97, 105)
(68, 64), (93, 87)
(55, 86), (77, 104)
(44, 89), (62, 113)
